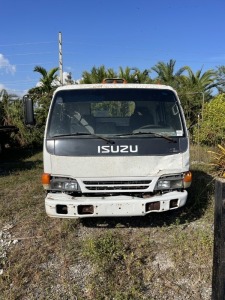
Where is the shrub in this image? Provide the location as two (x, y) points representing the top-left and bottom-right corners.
(208, 144), (225, 177)
(193, 94), (225, 146)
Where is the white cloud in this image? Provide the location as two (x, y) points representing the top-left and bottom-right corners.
(53, 72), (73, 85)
(0, 53), (16, 74)
(63, 71), (80, 84)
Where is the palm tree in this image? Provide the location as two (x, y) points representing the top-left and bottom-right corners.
(132, 68), (152, 84)
(118, 67), (152, 83)
(81, 65), (152, 84)
(33, 66), (59, 94)
(26, 66), (59, 133)
(180, 67), (217, 94)
(178, 67), (217, 127)
(151, 59), (188, 88)
(215, 66), (225, 93)
(81, 65), (117, 83)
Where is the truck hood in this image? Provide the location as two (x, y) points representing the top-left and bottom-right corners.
(44, 152), (189, 178)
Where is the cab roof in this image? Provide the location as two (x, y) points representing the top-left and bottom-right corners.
(54, 83), (177, 94)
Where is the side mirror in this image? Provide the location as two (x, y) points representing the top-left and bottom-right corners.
(23, 95), (35, 125)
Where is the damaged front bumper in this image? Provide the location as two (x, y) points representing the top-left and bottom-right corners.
(45, 190), (188, 218)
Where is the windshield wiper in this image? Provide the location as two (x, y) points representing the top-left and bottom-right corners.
(115, 132), (177, 143)
(52, 132), (115, 144)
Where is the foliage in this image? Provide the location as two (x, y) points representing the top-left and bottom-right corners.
(81, 65), (151, 84)
(83, 231), (125, 271)
(215, 66), (225, 93)
(23, 66), (61, 146)
(0, 66), (61, 148)
(0, 93), (18, 126)
(208, 144), (225, 177)
(151, 59), (188, 88)
(193, 94), (225, 146)
(81, 65), (117, 83)
(177, 68), (217, 128)
(118, 66), (152, 83)
(179, 67), (217, 93)
(33, 65), (59, 93)
(178, 92), (204, 129)
(0, 93), (44, 147)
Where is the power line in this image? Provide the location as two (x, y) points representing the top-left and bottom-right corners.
(5, 52), (56, 57)
(0, 41), (56, 47)
(14, 62), (56, 66)
(1, 80), (38, 85)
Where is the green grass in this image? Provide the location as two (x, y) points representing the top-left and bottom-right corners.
(0, 145), (214, 299)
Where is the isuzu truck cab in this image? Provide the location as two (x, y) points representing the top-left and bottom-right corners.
(25, 79), (192, 218)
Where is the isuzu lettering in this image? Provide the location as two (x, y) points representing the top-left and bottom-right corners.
(25, 79), (192, 218)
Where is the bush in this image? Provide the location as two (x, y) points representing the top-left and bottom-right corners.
(193, 94), (225, 146)
(208, 144), (225, 177)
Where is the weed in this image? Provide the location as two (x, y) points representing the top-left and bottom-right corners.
(83, 231), (125, 270)
(208, 144), (225, 177)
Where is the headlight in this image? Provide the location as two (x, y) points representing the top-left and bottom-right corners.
(64, 181), (78, 190)
(157, 180), (171, 189)
(155, 175), (184, 191)
(50, 177), (79, 191)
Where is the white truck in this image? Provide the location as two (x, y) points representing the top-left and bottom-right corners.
(24, 79), (192, 218)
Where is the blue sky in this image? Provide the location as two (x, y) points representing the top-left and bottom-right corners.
(0, 0), (225, 96)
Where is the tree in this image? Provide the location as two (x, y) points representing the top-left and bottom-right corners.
(118, 67), (152, 83)
(33, 65), (59, 94)
(132, 68), (152, 83)
(179, 67), (217, 94)
(215, 66), (225, 93)
(151, 59), (188, 88)
(0, 91), (34, 147)
(178, 67), (217, 128)
(81, 65), (117, 83)
(81, 65), (152, 84)
(23, 66), (60, 146)
(31, 65), (60, 116)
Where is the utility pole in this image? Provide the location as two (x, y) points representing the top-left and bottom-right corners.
(59, 32), (63, 85)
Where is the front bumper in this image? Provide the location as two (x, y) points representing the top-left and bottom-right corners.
(45, 191), (188, 218)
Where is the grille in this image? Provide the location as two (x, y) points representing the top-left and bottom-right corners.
(83, 180), (151, 191)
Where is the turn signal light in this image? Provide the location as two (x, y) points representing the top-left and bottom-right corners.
(183, 171), (192, 188)
(42, 173), (51, 189)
